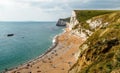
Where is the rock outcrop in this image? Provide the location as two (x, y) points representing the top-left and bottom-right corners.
(56, 18), (70, 26)
(56, 19), (67, 26)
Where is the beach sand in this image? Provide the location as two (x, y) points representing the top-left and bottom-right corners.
(5, 29), (84, 73)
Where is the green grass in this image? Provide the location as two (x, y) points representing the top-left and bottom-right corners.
(74, 10), (119, 22)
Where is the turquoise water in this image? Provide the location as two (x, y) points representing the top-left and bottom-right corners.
(0, 22), (64, 71)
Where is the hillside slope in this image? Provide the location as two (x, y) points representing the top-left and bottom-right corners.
(69, 11), (120, 73)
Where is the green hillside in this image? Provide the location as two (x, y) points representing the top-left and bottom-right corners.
(69, 11), (120, 73)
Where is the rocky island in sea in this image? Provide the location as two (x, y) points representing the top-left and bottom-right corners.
(4, 10), (120, 73)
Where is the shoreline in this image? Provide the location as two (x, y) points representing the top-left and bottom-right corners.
(3, 29), (64, 73)
(5, 27), (84, 73)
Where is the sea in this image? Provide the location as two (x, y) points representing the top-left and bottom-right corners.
(0, 22), (64, 71)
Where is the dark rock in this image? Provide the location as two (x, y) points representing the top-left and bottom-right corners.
(56, 19), (67, 26)
(7, 34), (14, 37)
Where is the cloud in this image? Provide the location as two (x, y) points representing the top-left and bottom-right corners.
(79, 0), (120, 9)
(0, 0), (30, 9)
(17, 0), (53, 3)
(0, 0), (120, 21)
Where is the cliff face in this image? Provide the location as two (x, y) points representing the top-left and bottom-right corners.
(68, 11), (120, 73)
(68, 10), (118, 40)
(69, 11), (79, 30)
(56, 18), (70, 26)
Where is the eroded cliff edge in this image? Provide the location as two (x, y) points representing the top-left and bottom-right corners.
(68, 10), (120, 73)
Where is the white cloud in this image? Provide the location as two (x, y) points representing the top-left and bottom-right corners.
(0, 0), (30, 8)
(19, 0), (53, 2)
(44, 6), (64, 11)
(0, 0), (119, 21)
(0, 0), (14, 7)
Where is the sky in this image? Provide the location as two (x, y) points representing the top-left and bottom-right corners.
(0, 0), (120, 21)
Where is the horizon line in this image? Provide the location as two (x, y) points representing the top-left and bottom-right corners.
(0, 21), (57, 22)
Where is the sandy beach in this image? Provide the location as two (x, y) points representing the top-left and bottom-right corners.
(5, 28), (84, 73)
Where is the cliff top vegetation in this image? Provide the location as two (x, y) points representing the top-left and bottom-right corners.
(74, 10), (120, 22)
